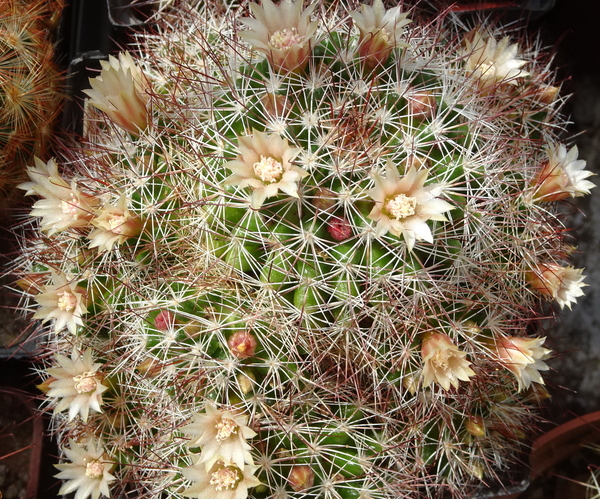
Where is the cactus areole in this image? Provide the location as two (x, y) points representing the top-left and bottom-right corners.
(17, 0), (593, 498)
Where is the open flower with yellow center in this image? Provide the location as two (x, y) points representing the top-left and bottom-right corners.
(463, 31), (529, 90)
(239, 0), (318, 73)
(84, 52), (150, 134)
(533, 144), (595, 202)
(367, 160), (453, 251)
(350, 0), (411, 68)
(526, 263), (587, 310)
(33, 273), (88, 334)
(88, 195), (143, 252)
(181, 404), (257, 470)
(421, 332), (476, 391)
(496, 336), (551, 392)
(19, 157), (99, 236)
(224, 130), (307, 209)
(182, 459), (261, 499)
(45, 348), (108, 422)
(55, 437), (115, 499)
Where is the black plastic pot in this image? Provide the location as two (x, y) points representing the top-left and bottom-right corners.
(56, 0), (156, 136)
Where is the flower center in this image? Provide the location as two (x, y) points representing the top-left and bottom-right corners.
(85, 459), (104, 478)
(379, 27), (393, 45)
(386, 193), (417, 219)
(107, 214), (126, 232)
(73, 371), (98, 393)
(57, 290), (77, 312)
(209, 465), (243, 491)
(431, 350), (452, 373)
(253, 156), (283, 183)
(478, 62), (496, 78)
(61, 194), (80, 218)
(215, 417), (238, 441)
(269, 27), (304, 50)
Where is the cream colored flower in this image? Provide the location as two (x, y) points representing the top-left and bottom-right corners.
(421, 332), (476, 391)
(350, 0), (411, 68)
(464, 31), (529, 90)
(88, 195), (143, 252)
(239, 0), (318, 73)
(533, 144), (595, 202)
(84, 52), (150, 134)
(224, 130), (307, 209)
(526, 263), (587, 310)
(496, 336), (551, 392)
(182, 404), (256, 471)
(367, 160), (453, 251)
(182, 459), (261, 499)
(55, 437), (115, 499)
(19, 157), (99, 236)
(33, 273), (88, 334)
(46, 348), (108, 422)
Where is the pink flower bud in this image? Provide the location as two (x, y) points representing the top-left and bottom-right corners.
(407, 91), (437, 118)
(327, 217), (353, 241)
(228, 331), (258, 359)
(154, 310), (175, 331)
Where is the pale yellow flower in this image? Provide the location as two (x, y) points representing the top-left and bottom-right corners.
(46, 348), (108, 422)
(33, 273), (88, 335)
(55, 437), (115, 499)
(84, 52), (150, 134)
(239, 0), (318, 73)
(19, 157), (99, 235)
(88, 195), (143, 252)
(496, 336), (551, 392)
(182, 404), (256, 471)
(182, 459), (261, 499)
(464, 31), (529, 90)
(350, 0), (411, 68)
(421, 332), (476, 391)
(533, 144), (595, 202)
(367, 160), (453, 251)
(526, 263), (587, 310)
(224, 130), (307, 209)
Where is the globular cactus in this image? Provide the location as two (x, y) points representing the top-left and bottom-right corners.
(0, 0), (63, 213)
(15, 0), (594, 498)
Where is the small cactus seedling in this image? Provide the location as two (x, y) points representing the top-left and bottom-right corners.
(15, 0), (593, 498)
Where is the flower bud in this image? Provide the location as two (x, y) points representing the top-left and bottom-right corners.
(154, 310), (176, 331)
(327, 217), (353, 241)
(407, 91), (437, 118)
(536, 84), (559, 105)
(465, 416), (485, 437)
(288, 465), (314, 492)
(228, 331), (258, 359)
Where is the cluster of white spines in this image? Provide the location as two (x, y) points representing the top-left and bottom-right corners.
(14, 0), (595, 498)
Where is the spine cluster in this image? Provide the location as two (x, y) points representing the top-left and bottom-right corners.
(14, 1), (593, 498)
(0, 0), (63, 214)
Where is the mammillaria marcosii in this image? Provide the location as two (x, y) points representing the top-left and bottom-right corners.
(16, 0), (593, 497)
